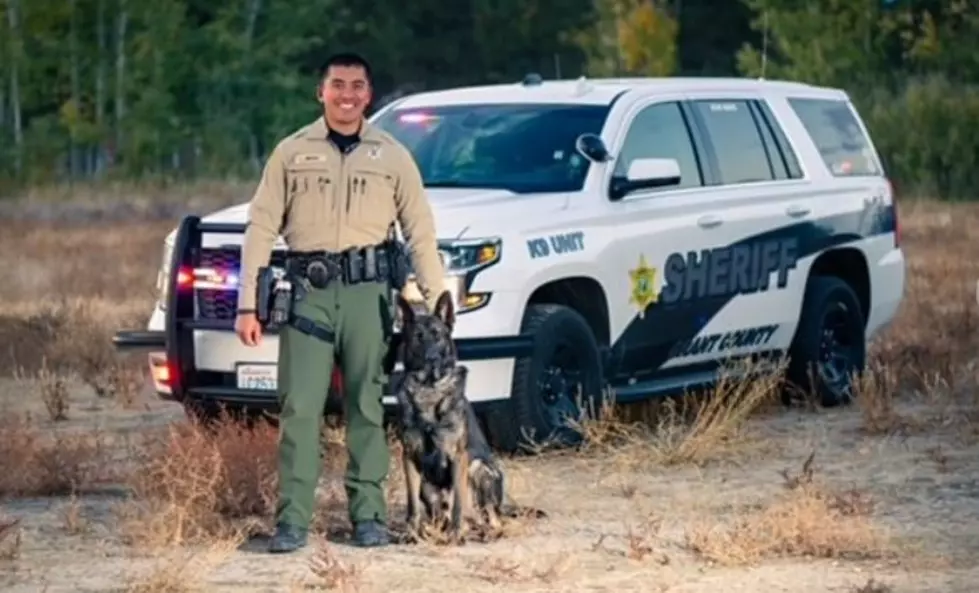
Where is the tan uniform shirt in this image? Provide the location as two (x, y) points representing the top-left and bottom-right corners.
(237, 116), (443, 312)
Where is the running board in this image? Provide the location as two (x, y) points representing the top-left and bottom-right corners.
(607, 356), (787, 404)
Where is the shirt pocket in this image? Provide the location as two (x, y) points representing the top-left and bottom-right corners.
(284, 163), (334, 232)
(347, 168), (398, 236)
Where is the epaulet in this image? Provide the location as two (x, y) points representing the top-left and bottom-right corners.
(364, 125), (400, 147)
(287, 122), (317, 141)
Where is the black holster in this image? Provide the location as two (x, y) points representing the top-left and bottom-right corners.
(255, 265), (334, 343)
(255, 266), (293, 330)
(385, 223), (411, 291)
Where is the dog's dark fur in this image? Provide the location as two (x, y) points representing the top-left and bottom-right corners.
(393, 290), (505, 540)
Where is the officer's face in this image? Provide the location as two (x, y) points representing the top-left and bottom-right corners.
(319, 65), (371, 124)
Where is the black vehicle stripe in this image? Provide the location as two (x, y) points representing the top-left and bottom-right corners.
(607, 202), (896, 381)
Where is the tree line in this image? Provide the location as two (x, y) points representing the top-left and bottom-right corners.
(1, 0), (977, 199)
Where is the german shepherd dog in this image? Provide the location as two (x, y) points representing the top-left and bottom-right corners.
(393, 290), (506, 542)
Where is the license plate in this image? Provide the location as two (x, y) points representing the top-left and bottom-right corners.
(236, 364), (278, 391)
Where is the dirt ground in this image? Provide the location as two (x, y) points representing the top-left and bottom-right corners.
(0, 190), (977, 592)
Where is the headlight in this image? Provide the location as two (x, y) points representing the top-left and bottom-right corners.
(437, 238), (501, 273)
(156, 240), (175, 310)
(438, 238), (501, 313)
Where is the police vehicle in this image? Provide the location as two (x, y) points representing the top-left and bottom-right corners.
(113, 74), (906, 453)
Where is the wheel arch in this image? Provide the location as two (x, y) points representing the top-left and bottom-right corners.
(806, 246), (871, 327)
(525, 275), (610, 346)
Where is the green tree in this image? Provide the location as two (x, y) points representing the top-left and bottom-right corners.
(735, 0), (901, 91)
(573, 0), (678, 77)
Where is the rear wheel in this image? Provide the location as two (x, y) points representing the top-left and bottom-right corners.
(785, 276), (867, 407)
(483, 304), (605, 454)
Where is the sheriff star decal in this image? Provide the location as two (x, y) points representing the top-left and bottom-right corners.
(629, 254), (658, 318)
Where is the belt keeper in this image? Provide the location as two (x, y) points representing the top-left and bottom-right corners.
(348, 249), (362, 284)
(364, 247), (377, 282)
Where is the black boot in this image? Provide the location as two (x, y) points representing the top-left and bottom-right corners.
(268, 522), (308, 554)
(352, 520), (390, 548)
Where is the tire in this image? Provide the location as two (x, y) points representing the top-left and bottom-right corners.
(785, 275), (867, 408)
(483, 304), (605, 454)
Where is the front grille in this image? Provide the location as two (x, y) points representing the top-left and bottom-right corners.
(196, 248), (287, 321)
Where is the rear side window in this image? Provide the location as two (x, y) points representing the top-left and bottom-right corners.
(753, 100), (804, 179)
(691, 99), (775, 185)
(788, 98), (882, 177)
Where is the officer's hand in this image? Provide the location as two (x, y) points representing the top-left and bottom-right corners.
(235, 312), (262, 347)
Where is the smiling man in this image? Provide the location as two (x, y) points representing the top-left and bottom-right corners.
(234, 52), (444, 553)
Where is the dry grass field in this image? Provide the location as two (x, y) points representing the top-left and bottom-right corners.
(0, 185), (976, 592)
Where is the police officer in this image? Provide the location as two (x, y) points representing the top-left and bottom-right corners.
(234, 52), (444, 553)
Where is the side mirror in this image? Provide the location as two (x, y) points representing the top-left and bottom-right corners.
(574, 133), (611, 163)
(609, 157), (681, 201)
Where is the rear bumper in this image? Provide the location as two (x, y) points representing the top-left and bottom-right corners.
(866, 246), (906, 339)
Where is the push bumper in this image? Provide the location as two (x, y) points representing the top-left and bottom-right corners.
(113, 214), (533, 412)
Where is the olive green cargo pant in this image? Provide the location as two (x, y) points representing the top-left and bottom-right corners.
(274, 280), (392, 530)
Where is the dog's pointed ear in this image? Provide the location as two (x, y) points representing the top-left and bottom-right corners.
(434, 290), (455, 328)
(396, 293), (415, 327)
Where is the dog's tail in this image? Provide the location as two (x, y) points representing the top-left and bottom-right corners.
(469, 457), (548, 520)
(468, 457), (505, 509)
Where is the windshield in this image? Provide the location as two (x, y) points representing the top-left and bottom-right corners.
(371, 103), (611, 193)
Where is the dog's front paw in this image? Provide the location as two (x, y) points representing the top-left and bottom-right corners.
(405, 509), (424, 535)
(401, 529), (421, 545)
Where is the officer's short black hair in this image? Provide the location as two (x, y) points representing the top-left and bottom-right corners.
(319, 52), (373, 86)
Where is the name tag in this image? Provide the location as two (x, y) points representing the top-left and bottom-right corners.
(293, 153), (328, 165)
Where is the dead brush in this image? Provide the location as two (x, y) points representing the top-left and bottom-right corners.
(591, 512), (670, 564)
(853, 578), (894, 593)
(1, 296), (151, 381)
(59, 492), (90, 535)
(13, 357), (73, 421)
(0, 307), (67, 376)
(53, 304), (146, 402)
(570, 357), (785, 468)
(870, 211), (979, 394)
(116, 413), (278, 549)
(684, 451), (888, 566)
(290, 537), (363, 592)
(853, 362), (916, 435)
(105, 362), (147, 408)
(0, 412), (113, 497)
(625, 514), (665, 561)
(0, 514), (22, 561)
(124, 531), (245, 593)
(36, 361), (71, 421)
(467, 552), (573, 585)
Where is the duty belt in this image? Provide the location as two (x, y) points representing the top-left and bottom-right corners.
(285, 244), (394, 289)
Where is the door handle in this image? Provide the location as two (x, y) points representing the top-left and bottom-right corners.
(697, 214), (723, 229)
(786, 204), (811, 218)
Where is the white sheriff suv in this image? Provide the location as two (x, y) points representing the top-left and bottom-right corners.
(114, 74), (906, 453)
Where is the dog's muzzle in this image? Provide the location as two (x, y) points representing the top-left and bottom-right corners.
(424, 346), (442, 366)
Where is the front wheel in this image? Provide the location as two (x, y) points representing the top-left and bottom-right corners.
(483, 304), (605, 454)
(785, 276), (867, 407)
